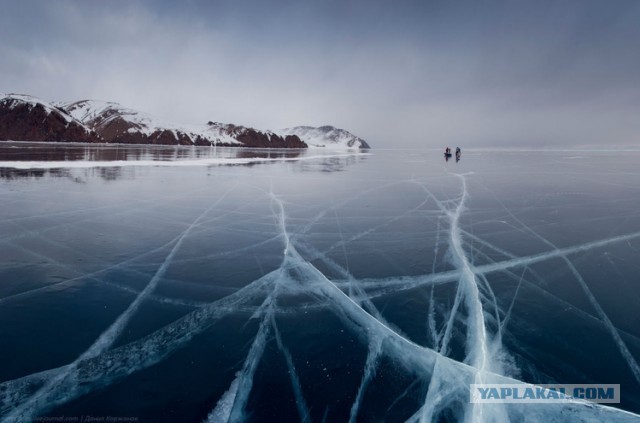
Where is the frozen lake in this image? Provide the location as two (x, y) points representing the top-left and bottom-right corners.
(1, 143), (640, 422)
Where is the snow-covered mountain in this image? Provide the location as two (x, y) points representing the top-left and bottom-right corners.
(0, 94), (97, 143)
(62, 99), (211, 143)
(278, 126), (370, 149)
(62, 100), (229, 146)
(60, 99), (306, 148)
(1, 93), (370, 149)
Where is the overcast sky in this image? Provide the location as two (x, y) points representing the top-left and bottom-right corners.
(1, 0), (639, 147)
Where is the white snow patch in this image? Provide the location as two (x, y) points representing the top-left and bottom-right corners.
(1, 94), (87, 128)
(60, 100), (250, 145)
(277, 126), (369, 150)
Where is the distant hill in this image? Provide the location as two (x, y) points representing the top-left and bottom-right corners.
(278, 125), (370, 149)
(60, 99), (306, 148)
(0, 94), (98, 143)
(0, 94), (364, 150)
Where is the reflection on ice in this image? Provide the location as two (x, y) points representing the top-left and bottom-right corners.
(0, 142), (369, 180)
(1, 149), (639, 421)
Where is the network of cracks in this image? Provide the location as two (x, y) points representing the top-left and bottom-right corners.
(1, 170), (640, 423)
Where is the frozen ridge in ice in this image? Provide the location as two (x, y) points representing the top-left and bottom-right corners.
(0, 152), (368, 169)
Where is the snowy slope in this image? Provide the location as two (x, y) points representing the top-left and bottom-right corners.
(60, 100), (307, 147)
(3, 94), (89, 128)
(1, 94), (361, 149)
(278, 126), (370, 149)
(61, 100), (243, 145)
(0, 93), (97, 142)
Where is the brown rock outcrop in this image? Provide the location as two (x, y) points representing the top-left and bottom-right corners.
(0, 96), (99, 143)
(1, 95), (310, 148)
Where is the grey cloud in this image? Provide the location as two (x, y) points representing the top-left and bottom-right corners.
(1, 0), (639, 147)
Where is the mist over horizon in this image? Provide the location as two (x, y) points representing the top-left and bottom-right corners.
(1, 0), (639, 148)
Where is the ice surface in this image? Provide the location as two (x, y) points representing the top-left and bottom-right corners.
(0, 151), (368, 170)
(1, 147), (639, 422)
